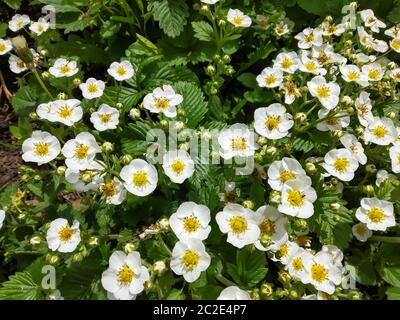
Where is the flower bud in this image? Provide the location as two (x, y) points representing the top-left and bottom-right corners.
(121, 154), (133, 165)
(160, 119), (168, 129)
(251, 289), (260, 300)
(222, 54), (231, 63)
(257, 136), (268, 146)
(88, 236), (99, 246)
(47, 254), (60, 265)
(30, 236), (42, 245)
(260, 234), (272, 247)
(158, 217), (170, 230)
(153, 260), (167, 275)
(115, 102), (123, 109)
(333, 130), (343, 138)
(177, 107), (185, 117)
(174, 121), (185, 131)
(81, 172), (93, 183)
(260, 283), (273, 298)
(42, 71), (50, 80)
(129, 108), (141, 120)
(200, 4), (209, 13)
(205, 65), (216, 76)
(341, 95), (353, 106)
(218, 20), (226, 27)
(366, 164), (376, 173)
(29, 112), (38, 120)
(265, 146), (277, 156)
(102, 141), (114, 153)
(325, 15), (333, 23)
(363, 184), (374, 194)
(242, 200), (254, 209)
(124, 243), (136, 253)
(73, 253), (84, 262)
(330, 202), (341, 210)
(293, 218), (308, 231)
(305, 162), (317, 174)
(17, 213), (26, 220)
(386, 111), (396, 119)
(294, 112), (306, 123)
(269, 190), (281, 205)
(58, 92), (67, 100)
(72, 77), (81, 86)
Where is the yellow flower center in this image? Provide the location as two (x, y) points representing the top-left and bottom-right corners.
(367, 207), (385, 223)
(356, 224), (367, 236)
(372, 126), (387, 138)
(0, 44), (5, 52)
(75, 144), (89, 159)
(392, 39), (400, 50)
(265, 74), (277, 85)
(233, 16), (244, 25)
(58, 226), (73, 241)
(58, 106), (73, 119)
(327, 26), (336, 34)
(326, 118), (338, 125)
(280, 170), (295, 183)
(333, 157), (350, 172)
(182, 250), (200, 270)
(118, 264), (134, 285)
(171, 160), (185, 174)
(304, 61), (316, 71)
(37, 24), (44, 33)
(279, 244), (289, 256)
(368, 69), (380, 80)
(287, 190), (305, 207)
(17, 20), (24, 27)
(34, 143), (49, 157)
(292, 257), (304, 271)
(101, 182), (117, 197)
(281, 58), (293, 70)
(347, 71), (360, 81)
(132, 171), (148, 188)
(60, 64), (71, 74)
(229, 215), (248, 234)
(265, 115), (280, 130)
(183, 216), (200, 233)
(357, 104), (368, 116)
(155, 98), (169, 110)
(87, 83), (98, 93)
(117, 67), (127, 76)
(260, 219), (275, 236)
(316, 85), (331, 99)
(17, 59), (25, 68)
(231, 137), (247, 152)
(305, 34), (314, 43)
(310, 264), (328, 283)
(100, 113), (111, 123)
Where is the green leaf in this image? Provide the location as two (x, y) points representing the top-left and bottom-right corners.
(387, 287), (400, 300)
(148, 0), (189, 38)
(380, 267), (400, 287)
(347, 251), (377, 286)
(173, 81), (208, 128)
(0, 272), (43, 300)
(12, 86), (41, 116)
(192, 21), (214, 42)
(2, 0), (21, 9)
(388, 5), (400, 23)
(227, 247), (268, 289)
(0, 23), (8, 38)
(297, 0), (347, 16)
(237, 73), (258, 89)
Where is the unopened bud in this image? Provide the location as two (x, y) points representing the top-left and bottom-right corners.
(129, 108), (141, 120)
(29, 112), (38, 120)
(305, 162), (317, 174)
(30, 236), (42, 245)
(205, 65), (216, 76)
(294, 112), (306, 123)
(121, 154), (133, 165)
(160, 119), (168, 129)
(153, 260), (167, 275)
(88, 236), (99, 246)
(102, 141), (114, 153)
(269, 190), (281, 205)
(363, 184), (374, 194)
(124, 243), (136, 253)
(158, 218), (170, 230)
(73, 78), (81, 86)
(366, 164), (376, 173)
(42, 71), (50, 80)
(115, 102), (123, 109)
(242, 200), (254, 209)
(57, 92), (67, 100)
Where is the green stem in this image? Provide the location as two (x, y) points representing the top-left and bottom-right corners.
(158, 235), (172, 255)
(370, 236), (400, 243)
(33, 69), (53, 100)
(216, 274), (237, 287)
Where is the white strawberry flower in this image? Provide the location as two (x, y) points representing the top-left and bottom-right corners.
(170, 239), (211, 283)
(9, 54), (28, 73)
(46, 218), (81, 253)
(90, 104), (120, 131)
(51, 99), (83, 126)
(364, 117), (397, 145)
(362, 63), (384, 81)
(340, 134), (367, 165)
(79, 78), (105, 99)
(286, 247), (314, 281)
(355, 198), (396, 231)
(0, 39), (12, 55)
(322, 148), (359, 181)
(274, 240), (299, 265)
(355, 52), (376, 65)
(217, 286), (251, 300)
(100, 178), (126, 205)
(299, 51), (326, 75)
(295, 27), (323, 49)
(120, 159), (158, 196)
(278, 179), (317, 219)
(320, 21), (346, 36)
(169, 201), (211, 242)
(357, 26), (374, 47)
(311, 44), (347, 65)
(354, 91), (374, 126)
(316, 109), (350, 132)
(303, 251), (342, 294)
(218, 123), (257, 159)
(65, 161), (105, 192)
(274, 22), (290, 37)
(387, 68), (400, 82)
(143, 85), (183, 118)
(0, 210), (5, 230)
(385, 26), (400, 38)
(107, 61), (134, 81)
(29, 18), (49, 36)
(101, 251), (149, 300)
(227, 9), (252, 28)
(352, 223), (372, 242)
(216, 203), (260, 248)
(9, 14), (30, 32)
(49, 58), (79, 78)
(389, 37), (400, 53)
(273, 51), (299, 74)
(162, 150), (195, 184)
(254, 205), (288, 252)
(201, 0), (220, 4)
(256, 67), (283, 88)
(371, 39), (389, 53)
(389, 145), (400, 173)
(22, 131), (61, 165)
(360, 9), (386, 33)
(267, 157), (308, 191)
(339, 64), (368, 86)
(307, 76), (340, 110)
(281, 81), (300, 104)
(62, 132), (101, 170)
(254, 104), (293, 140)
